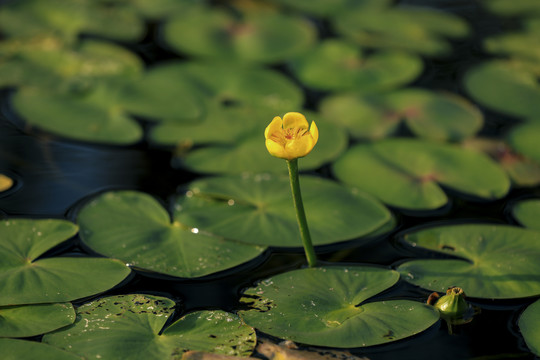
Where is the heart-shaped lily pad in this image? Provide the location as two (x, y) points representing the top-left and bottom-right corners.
(148, 62), (304, 146)
(334, 7), (469, 56)
(239, 266), (439, 347)
(291, 39), (422, 92)
(397, 223), (540, 298)
(332, 138), (510, 210)
(0, 338), (81, 360)
(175, 112), (347, 174)
(464, 60), (540, 118)
(43, 294), (256, 358)
(385, 88), (483, 141)
(511, 199), (540, 230)
(0, 303), (75, 338)
(174, 174), (393, 247)
(162, 4), (316, 63)
(518, 298), (540, 356)
(0, 218), (131, 306)
(77, 191), (266, 278)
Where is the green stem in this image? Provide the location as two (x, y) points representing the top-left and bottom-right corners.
(287, 159), (317, 267)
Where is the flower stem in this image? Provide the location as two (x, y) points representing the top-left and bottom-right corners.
(287, 159), (317, 267)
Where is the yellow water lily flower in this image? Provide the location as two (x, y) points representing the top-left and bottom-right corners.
(264, 112), (319, 160)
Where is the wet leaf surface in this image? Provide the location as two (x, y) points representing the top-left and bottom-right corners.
(398, 223), (540, 298)
(43, 294), (256, 358)
(78, 191), (266, 278)
(239, 266), (439, 347)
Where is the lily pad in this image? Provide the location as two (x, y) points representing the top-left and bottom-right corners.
(334, 7), (469, 56)
(332, 138), (510, 210)
(485, 32), (540, 62)
(511, 199), (540, 230)
(148, 62), (304, 146)
(397, 224), (540, 299)
(174, 174), (393, 247)
(464, 60), (540, 118)
(162, 4), (316, 63)
(269, 0), (391, 17)
(43, 294), (256, 358)
(482, 0), (540, 16)
(0, 218), (131, 306)
(0, 174), (13, 193)
(176, 112), (348, 174)
(0, 0), (144, 41)
(462, 137), (540, 187)
(385, 88), (483, 141)
(518, 298), (540, 356)
(0, 338), (81, 360)
(77, 191), (266, 278)
(507, 122), (540, 164)
(239, 266), (439, 347)
(0, 37), (143, 91)
(290, 40), (423, 92)
(0, 303), (75, 338)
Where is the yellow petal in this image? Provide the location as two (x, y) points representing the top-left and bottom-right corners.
(266, 139), (288, 159)
(264, 116), (283, 139)
(282, 112), (309, 130)
(309, 120), (319, 145)
(285, 135), (315, 159)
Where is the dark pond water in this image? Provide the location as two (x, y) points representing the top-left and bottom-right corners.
(1, 0), (540, 359)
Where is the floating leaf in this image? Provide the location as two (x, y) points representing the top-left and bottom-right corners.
(0, 0), (144, 41)
(0, 338), (81, 360)
(291, 40), (422, 92)
(269, 0), (391, 17)
(397, 224), (540, 298)
(77, 191), (265, 278)
(175, 174), (393, 247)
(43, 294), (256, 358)
(519, 298), (540, 356)
(385, 88), (483, 141)
(507, 122), (540, 164)
(332, 138), (510, 210)
(148, 62), (304, 146)
(162, 5), (316, 63)
(334, 7), (469, 56)
(176, 112), (347, 174)
(239, 266), (439, 347)
(464, 60), (540, 118)
(0, 218), (131, 306)
(0, 303), (75, 338)
(482, 0), (540, 16)
(512, 199), (540, 230)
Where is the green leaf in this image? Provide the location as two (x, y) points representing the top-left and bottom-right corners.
(175, 174), (393, 247)
(176, 112), (347, 174)
(0, 303), (75, 338)
(397, 224), (540, 299)
(0, 219), (131, 306)
(162, 5), (316, 63)
(335, 7), (469, 56)
(239, 266), (439, 347)
(77, 191), (266, 278)
(464, 60), (540, 118)
(291, 40), (422, 92)
(507, 122), (540, 164)
(0, 338), (82, 360)
(332, 138), (510, 210)
(43, 294), (256, 358)
(512, 199), (540, 230)
(385, 88), (483, 141)
(519, 298), (540, 356)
